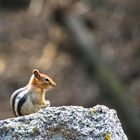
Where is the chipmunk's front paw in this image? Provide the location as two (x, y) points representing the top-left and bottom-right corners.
(40, 100), (50, 108)
(45, 100), (50, 107)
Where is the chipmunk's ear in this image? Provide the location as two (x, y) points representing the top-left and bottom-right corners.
(33, 69), (40, 79)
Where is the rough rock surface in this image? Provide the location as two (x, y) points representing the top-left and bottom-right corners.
(0, 105), (127, 140)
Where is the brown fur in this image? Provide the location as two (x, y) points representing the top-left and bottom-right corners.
(11, 69), (56, 116)
(28, 69), (56, 105)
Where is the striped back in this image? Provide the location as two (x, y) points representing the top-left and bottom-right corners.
(11, 87), (28, 116)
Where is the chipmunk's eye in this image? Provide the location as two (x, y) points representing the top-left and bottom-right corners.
(44, 78), (49, 82)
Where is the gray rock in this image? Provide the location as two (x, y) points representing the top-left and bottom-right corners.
(0, 105), (127, 140)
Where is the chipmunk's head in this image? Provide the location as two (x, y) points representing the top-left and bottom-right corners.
(30, 69), (56, 92)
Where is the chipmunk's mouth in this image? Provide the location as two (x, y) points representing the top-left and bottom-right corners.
(46, 85), (54, 91)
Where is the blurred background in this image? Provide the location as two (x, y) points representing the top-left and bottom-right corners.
(0, 0), (139, 139)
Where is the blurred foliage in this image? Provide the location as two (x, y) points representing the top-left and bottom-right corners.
(0, 0), (139, 139)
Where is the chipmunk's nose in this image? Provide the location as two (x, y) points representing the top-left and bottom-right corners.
(52, 81), (56, 87)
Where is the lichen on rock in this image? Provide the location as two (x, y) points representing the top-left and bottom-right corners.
(0, 105), (128, 140)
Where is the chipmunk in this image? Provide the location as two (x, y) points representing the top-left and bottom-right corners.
(10, 69), (56, 117)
